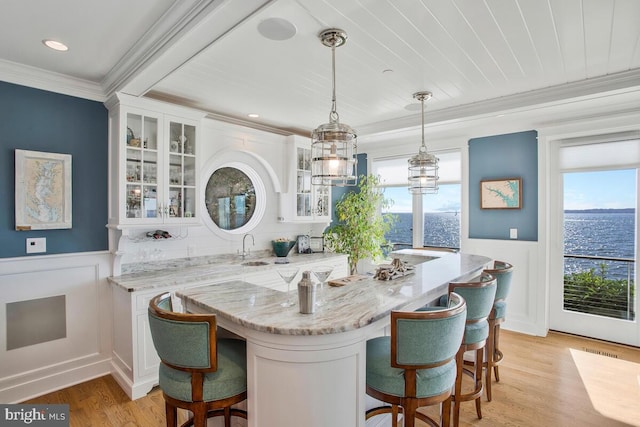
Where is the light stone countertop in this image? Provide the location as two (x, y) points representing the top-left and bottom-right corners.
(107, 251), (348, 293)
(176, 252), (492, 335)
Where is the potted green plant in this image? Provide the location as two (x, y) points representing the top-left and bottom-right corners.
(324, 174), (396, 274)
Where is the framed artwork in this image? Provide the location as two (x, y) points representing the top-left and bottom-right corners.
(309, 236), (324, 253)
(297, 234), (310, 253)
(480, 178), (522, 209)
(15, 149), (72, 230)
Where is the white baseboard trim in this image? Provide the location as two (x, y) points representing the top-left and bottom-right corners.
(0, 355), (111, 403)
(110, 361), (156, 400)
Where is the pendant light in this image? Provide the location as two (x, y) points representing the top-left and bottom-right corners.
(408, 91), (439, 194)
(311, 28), (357, 187)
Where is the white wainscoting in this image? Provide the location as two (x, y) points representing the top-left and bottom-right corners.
(462, 238), (546, 337)
(0, 251), (112, 403)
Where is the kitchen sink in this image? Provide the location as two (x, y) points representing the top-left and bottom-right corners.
(242, 261), (270, 266)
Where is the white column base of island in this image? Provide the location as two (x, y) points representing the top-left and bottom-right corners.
(177, 251), (491, 427)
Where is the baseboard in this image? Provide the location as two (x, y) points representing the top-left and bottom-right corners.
(110, 360), (156, 400)
(0, 355), (111, 403)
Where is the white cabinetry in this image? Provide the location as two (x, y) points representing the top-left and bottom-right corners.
(106, 93), (205, 228)
(279, 135), (331, 223)
(109, 254), (348, 400)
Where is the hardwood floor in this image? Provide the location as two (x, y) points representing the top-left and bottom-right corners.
(24, 330), (640, 426)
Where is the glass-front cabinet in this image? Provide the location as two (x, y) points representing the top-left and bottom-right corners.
(107, 93), (205, 228)
(280, 135), (331, 223)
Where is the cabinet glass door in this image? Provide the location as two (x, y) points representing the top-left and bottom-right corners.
(126, 113), (158, 219)
(168, 121), (196, 219)
(296, 147), (312, 218)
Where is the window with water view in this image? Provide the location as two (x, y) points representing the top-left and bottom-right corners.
(563, 169), (636, 321)
(383, 184), (461, 250)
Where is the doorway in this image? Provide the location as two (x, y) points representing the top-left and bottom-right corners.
(549, 139), (639, 346)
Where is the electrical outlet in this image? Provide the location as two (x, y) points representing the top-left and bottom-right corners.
(26, 237), (46, 253)
(509, 228), (518, 239)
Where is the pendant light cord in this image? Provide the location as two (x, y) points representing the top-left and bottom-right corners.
(420, 96), (426, 153)
(330, 44), (339, 123)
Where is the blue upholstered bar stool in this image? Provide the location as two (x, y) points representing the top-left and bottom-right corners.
(148, 293), (247, 427)
(366, 292), (467, 427)
(445, 273), (497, 427)
(483, 260), (514, 401)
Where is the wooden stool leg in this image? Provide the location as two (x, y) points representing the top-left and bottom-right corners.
(165, 402), (177, 427)
(442, 397), (451, 427)
(494, 324), (502, 382)
(475, 348), (483, 419)
(453, 348), (464, 427)
(485, 319), (496, 401)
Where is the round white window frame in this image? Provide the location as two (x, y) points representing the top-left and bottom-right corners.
(202, 161), (266, 236)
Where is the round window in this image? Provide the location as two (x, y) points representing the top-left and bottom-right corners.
(203, 161), (266, 235)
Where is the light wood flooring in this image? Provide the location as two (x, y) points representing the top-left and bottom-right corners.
(24, 330), (640, 426)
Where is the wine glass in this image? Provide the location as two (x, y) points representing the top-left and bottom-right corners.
(277, 267), (300, 307)
(312, 265), (334, 307)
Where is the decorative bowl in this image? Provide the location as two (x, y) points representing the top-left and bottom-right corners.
(272, 240), (296, 257)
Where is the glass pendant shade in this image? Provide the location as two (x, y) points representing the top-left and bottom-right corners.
(311, 28), (357, 187)
(311, 121), (357, 186)
(408, 91), (439, 194)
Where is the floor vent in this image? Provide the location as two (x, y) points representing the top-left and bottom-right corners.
(583, 347), (618, 358)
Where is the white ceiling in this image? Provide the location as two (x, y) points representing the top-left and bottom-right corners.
(2, 0), (640, 140)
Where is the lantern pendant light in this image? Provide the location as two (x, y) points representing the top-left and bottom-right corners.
(311, 28), (357, 187)
(408, 91), (439, 194)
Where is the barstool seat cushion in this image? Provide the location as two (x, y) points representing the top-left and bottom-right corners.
(493, 301), (507, 320)
(366, 336), (457, 398)
(463, 320), (489, 345)
(159, 338), (247, 403)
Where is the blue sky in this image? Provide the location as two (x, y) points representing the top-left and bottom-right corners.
(382, 169), (637, 213)
(564, 169), (636, 210)
(384, 184), (461, 213)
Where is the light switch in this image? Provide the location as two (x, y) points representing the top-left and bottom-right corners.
(509, 228), (518, 239)
(26, 237), (46, 254)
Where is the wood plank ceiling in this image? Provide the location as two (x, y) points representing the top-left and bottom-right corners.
(148, 0), (640, 136)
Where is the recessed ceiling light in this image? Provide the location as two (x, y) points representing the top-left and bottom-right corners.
(43, 39), (68, 51)
(257, 18), (297, 41)
(248, 113), (260, 118)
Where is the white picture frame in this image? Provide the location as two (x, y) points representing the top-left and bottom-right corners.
(15, 149), (72, 230)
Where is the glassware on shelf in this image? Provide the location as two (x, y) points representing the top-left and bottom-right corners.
(312, 265), (334, 307)
(277, 267), (300, 307)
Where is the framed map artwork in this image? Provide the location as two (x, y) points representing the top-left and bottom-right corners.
(15, 149), (72, 230)
(480, 178), (522, 209)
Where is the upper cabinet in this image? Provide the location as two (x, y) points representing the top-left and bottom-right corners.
(106, 93), (206, 229)
(279, 135), (331, 223)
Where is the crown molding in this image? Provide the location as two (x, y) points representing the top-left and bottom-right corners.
(357, 68), (640, 138)
(101, 0), (218, 96)
(0, 59), (104, 101)
(104, 0), (275, 97)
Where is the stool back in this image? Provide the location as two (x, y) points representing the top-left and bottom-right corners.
(391, 292), (467, 369)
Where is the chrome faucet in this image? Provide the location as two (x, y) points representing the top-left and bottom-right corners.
(241, 233), (255, 260)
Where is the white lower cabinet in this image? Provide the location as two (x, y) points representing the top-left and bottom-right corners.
(109, 255), (348, 400)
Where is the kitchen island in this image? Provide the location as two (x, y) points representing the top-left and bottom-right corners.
(177, 250), (491, 427)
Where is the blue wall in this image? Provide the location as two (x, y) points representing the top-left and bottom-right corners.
(0, 81), (108, 257)
(331, 153), (368, 225)
(468, 130), (538, 241)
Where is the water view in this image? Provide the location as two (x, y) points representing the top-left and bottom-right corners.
(384, 210), (635, 281)
(564, 210), (635, 280)
(384, 212), (460, 249)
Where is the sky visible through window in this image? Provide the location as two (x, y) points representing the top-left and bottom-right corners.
(382, 169), (636, 213)
(383, 184), (461, 213)
(564, 169), (636, 210)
